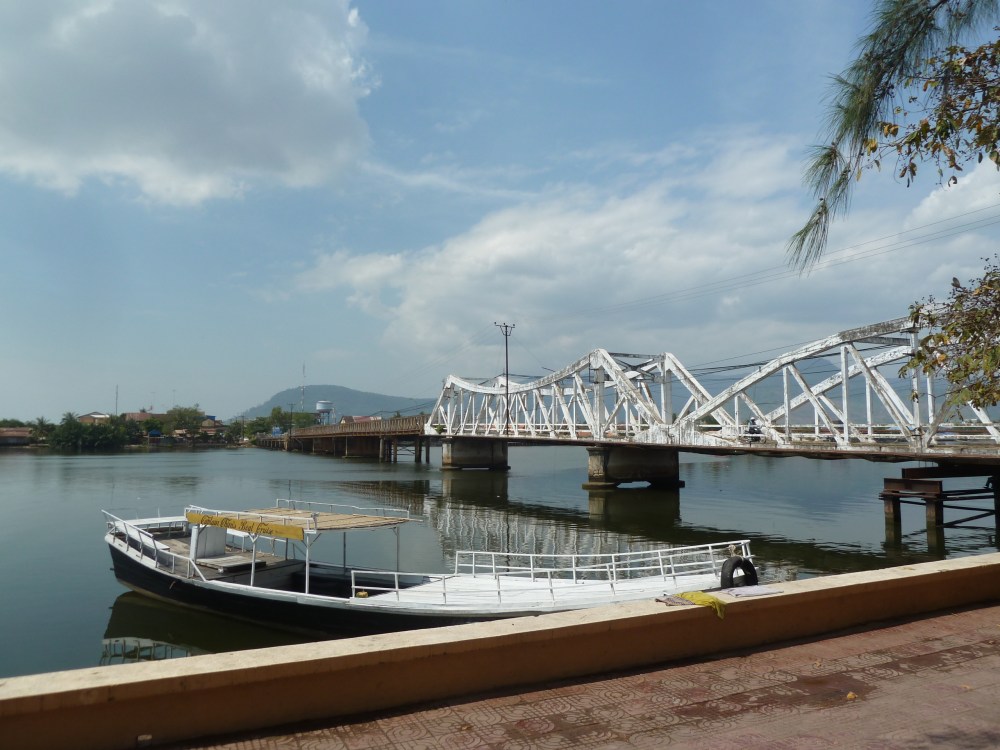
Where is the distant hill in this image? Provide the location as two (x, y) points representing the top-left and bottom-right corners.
(241, 385), (436, 421)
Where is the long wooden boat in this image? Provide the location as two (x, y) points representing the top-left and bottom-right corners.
(102, 500), (758, 635)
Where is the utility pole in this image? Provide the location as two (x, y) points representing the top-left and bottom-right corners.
(494, 322), (514, 436)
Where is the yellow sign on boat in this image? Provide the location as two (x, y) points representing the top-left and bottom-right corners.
(186, 512), (305, 541)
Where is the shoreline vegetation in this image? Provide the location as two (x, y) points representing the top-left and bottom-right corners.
(0, 404), (313, 452)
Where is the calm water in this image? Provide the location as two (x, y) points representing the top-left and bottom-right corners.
(1, 446), (997, 678)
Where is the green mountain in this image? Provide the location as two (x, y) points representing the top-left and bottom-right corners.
(241, 385), (436, 421)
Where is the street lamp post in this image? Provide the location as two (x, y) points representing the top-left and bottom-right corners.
(494, 322), (514, 436)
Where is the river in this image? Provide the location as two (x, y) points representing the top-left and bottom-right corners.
(1, 445), (996, 678)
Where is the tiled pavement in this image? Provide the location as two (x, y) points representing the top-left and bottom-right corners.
(173, 603), (1000, 749)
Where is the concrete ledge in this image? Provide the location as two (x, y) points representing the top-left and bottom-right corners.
(3, 553), (1000, 749)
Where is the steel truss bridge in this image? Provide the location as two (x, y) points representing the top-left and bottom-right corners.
(426, 317), (1000, 463)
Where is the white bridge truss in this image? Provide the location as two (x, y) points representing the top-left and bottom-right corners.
(426, 317), (1000, 456)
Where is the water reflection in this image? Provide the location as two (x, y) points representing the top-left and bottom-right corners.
(325, 462), (968, 581)
(102, 592), (320, 663)
(101, 638), (195, 665)
(886, 517), (998, 557)
(586, 486), (681, 527)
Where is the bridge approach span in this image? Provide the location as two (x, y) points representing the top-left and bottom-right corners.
(258, 415), (431, 462)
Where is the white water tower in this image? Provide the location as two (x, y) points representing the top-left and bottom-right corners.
(316, 400), (334, 425)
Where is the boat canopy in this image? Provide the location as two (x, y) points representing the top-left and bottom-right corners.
(185, 505), (410, 542)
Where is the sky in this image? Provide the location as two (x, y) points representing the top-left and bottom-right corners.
(3, 0), (1000, 423)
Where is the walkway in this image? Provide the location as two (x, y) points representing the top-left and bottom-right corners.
(172, 602), (1000, 749)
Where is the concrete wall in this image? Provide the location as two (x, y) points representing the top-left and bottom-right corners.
(3, 553), (1000, 749)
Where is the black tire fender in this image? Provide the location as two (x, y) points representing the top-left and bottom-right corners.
(720, 556), (758, 588)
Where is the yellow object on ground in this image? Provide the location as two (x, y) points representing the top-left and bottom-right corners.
(676, 591), (726, 619)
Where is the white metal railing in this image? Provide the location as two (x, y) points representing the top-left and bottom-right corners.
(454, 539), (748, 581)
(103, 510), (207, 581)
(352, 569), (408, 602)
(348, 540), (751, 606)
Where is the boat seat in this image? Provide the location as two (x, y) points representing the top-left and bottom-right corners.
(114, 522), (170, 552)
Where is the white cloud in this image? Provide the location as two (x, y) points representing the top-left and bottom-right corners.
(293, 142), (797, 365)
(0, 0), (373, 204)
(290, 131), (1000, 388)
(295, 248), (406, 315)
(689, 134), (803, 201)
(907, 161), (1000, 228)
(361, 160), (534, 200)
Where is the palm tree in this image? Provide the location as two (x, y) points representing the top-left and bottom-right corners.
(28, 416), (53, 443)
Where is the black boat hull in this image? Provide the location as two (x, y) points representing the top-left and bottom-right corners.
(108, 545), (498, 636)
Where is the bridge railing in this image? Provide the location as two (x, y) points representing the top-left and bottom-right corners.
(292, 415), (427, 437)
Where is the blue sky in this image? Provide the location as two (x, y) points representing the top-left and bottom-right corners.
(3, 0), (1000, 422)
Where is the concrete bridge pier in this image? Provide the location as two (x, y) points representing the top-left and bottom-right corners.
(583, 446), (684, 490)
(441, 437), (510, 471)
